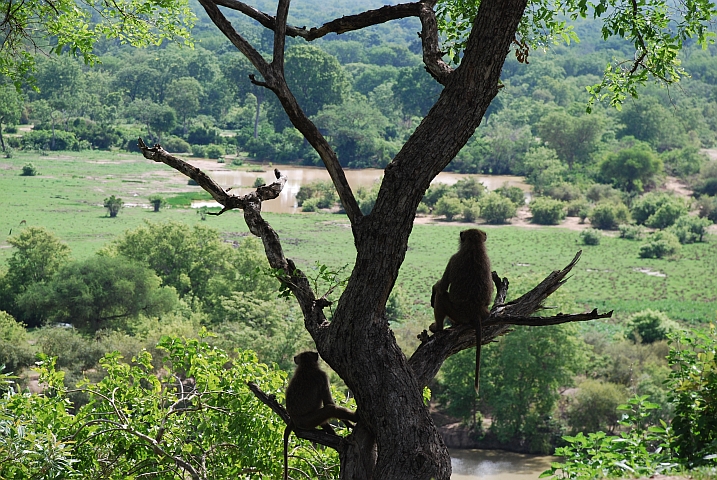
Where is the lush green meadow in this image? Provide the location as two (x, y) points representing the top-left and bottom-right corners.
(1, 151), (715, 323)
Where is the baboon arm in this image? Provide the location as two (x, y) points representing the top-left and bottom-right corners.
(320, 379), (335, 407)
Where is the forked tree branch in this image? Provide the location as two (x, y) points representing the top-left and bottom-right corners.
(409, 251), (612, 387)
(197, 0), (363, 225)
(137, 138), (332, 334)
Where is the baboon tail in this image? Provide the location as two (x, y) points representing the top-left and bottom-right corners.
(474, 324), (482, 394)
(283, 423), (293, 480)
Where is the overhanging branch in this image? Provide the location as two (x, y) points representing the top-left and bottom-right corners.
(409, 251), (612, 387)
(247, 382), (345, 452)
(137, 138), (330, 333)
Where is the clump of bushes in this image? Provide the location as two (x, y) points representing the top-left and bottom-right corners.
(589, 201), (630, 230)
(625, 309), (679, 344)
(479, 192), (517, 224)
(638, 231), (681, 258)
(668, 215), (712, 244)
(618, 224), (644, 240)
(296, 181), (338, 210)
(530, 197), (566, 225)
(103, 195), (124, 218)
(631, 192), (687, 229)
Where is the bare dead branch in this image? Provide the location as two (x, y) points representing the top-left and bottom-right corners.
(138, 138), (333, 334)
(247, 382), (345, 452)
(272, 0), (290, 71)
(409, 251), (612, 386)
(197, 0), (272, 82)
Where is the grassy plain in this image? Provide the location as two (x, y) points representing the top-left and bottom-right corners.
(1, 151), (715, 324)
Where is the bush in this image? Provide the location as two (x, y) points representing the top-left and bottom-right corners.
(253, 177), (266, 188)
(696, 196), (717, 222)
(631, 192), (687, 227)
(0, 311), (34, 373)
(103, 195), (123, 218)
(21, 130), (80, 151)
(496, 184), (525, 205)
(20, 163), (37, 176)
(301, 197), (320, 212)
(416, 202), (430, 215)
(589, 201), (630, 230)
(434, 196), (462, 221)
(296, 181), (338, 209)
(567, 379), (628, 433)
(529, 197), (566, 225)
(638, 231), (681, 258)
(205, 144), (225, 159)
(586, 184), (621, 203)
(453, 177), (486, 200)
(191, 144), (206, 158)
(626, 309), (678, 344)
(566, 199), (589, 217)
(547, 183), (582, 202)
(162, 135), (191, 153)
(186, 125), (220, 145)
(422, 183), (451, 207)
(668, 215), (712, 244)
(148, 195), (167, 213)
(461, 200), (480, 222)
(693, 178), (717, 197)
(618, 224), (644, 240)
(579, 228), (602, 245)
(479, 192), (517, 224)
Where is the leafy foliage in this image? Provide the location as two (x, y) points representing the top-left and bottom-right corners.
(530, 197), (567, 225)
(478, 192), (517, 224)
(103, 195), (124, 218)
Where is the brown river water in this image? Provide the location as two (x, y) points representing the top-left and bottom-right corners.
(190, 165), (529, 213)
(450, 449), (555, 479)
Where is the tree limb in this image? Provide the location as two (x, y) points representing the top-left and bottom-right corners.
(409, 251), (612, 387)
(137, 138), (330, 334)
(247, 382), (345, 452)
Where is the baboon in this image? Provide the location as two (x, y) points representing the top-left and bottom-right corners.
(430, 229), (494, 393)
(284, 351), (357, 480)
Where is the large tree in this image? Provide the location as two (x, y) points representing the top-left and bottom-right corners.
(135, 0), (713, 476)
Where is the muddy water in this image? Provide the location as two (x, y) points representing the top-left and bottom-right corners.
(191, 165), (529, 214)
(450, 449), (555, 480)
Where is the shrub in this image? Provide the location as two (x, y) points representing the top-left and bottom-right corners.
(301, 197), (320, 212)
(461, 200), (480, 222)
(479, 193), (517, 224)
(0, 311), (34, 373)
(148, 195), (167, 213)
(422, 183), (451, 207)
(546, 183), (582, 202)
(638, 231), (681, 258)
(626, 309), (678, 344)
(103, 195), (123, 218)
(529, 197), (566, 225)
(696, 196), (717, 222)
(205, 144), (224, 159)
(586, 184), (621, 203)
(567, 379), (628, 433)
(4, 147), (14, 158)
(231, 157), (244, 166)
(416, 202), (430, 215)
(296, 181), (338, 209)
(453, 177), (486, 200)
(618, 224), (644, 240)
(187, 125), (220, 145)
(668, 215), (712, 244)
(589, 201), (630, 230)
(21, 130), (80, 151)
(631, 192), (687, 227)
(693, 178), (717, 197)
(162, 135), (191, 153)
(566, 199), (589, 217)
(496, 184), (525, 205)
(253, 177), (266, 188)
(579, 228), (602, 245)
(191, 144), (206, 158)
(20, 163), (37, 176)
(434, 196), (462, 221)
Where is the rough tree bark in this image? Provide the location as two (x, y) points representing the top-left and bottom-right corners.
(138, 0), (612, 477)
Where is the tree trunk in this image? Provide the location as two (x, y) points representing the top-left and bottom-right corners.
(254, 89), (263, 139)
(0, 117), (5, 152)
(137, 0), (610, 476)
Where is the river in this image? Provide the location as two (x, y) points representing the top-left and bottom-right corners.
(190, 164), (529, 214)
(450, 449), (555, 480)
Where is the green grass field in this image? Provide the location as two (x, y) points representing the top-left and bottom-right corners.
(1, 151), (715, 323)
